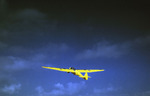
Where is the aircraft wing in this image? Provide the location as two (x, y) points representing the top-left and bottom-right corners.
(42, 66), (75, 72)
(76, 69), (104, 73)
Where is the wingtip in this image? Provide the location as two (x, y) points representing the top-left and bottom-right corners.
(42, 66), (46, 68)
(98, 69), (104, 71)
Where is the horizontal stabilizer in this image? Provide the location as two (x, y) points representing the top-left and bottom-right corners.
(80, 76), (91, 80)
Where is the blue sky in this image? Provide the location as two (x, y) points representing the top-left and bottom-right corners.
(0, 0), (150, 96)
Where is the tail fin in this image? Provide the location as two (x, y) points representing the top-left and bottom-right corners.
(83, 72), (91, 80)
(80, 76), (91, 80)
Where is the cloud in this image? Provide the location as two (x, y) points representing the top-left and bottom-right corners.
(1, 83), (21, 94)
(131, 36), (150, 51)
(0, 56), (28, 92)
(0, 42), (69, 69)
(0, 8), (49, 41)
(0, 8), (70, 62)
(36, 43), (69, 55)
(35, 81), (85, 96)
(94, 86), (117, 93)
(76, 40), (129, 59)
(0, 41), (7, 49)
(0, 43), (69, 91)
(0, 42), (70, 96)
(76, 35), (150, 60)
(35, 86), (44, 94)
(30, 43), (69, 64)
(134, 91), (150, 96)
(0, 56), (28, 71)
(54, 83), (65, 89)
(50, 89), (65, 95)
(133, 36), (150, 46)
(65, 82), (85, 95)
(92, 86), (150, 96)
(10, 9), (47, 22)
(84, 86), (130, 96)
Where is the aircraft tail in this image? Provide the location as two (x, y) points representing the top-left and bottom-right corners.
(80, 72), (91, 80)
(80, 76), (91, 80)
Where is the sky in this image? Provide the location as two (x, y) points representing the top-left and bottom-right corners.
(0, 0), (150, 96)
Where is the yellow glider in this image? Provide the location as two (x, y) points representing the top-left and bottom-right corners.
(42, 66), (104, 80)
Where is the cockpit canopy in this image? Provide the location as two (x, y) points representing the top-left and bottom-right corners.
(69, 67), (76, 70)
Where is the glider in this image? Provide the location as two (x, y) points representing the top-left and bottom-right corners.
(42, 66), (104, 80)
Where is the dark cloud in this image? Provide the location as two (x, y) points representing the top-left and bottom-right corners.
(13, 9), (46, 20)
(0, 56), (25, 95)
(136, 91), (150, 96)
(0, 42), (70, 73)
(0, 9), (49, 43)
(76, 35), (150, 60)
(0, 41), (7, 48)
(2, 56), (28, 71)
(76, 41), (129, 59)
(0, 56), (29, 72)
